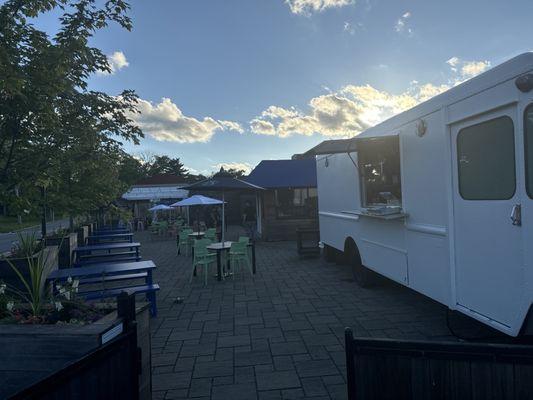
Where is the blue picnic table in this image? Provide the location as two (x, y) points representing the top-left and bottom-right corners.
(94, 228), (130, 235)
(47, 260), (159, 316)
(73, 242), (141, 266)
(86, 233), (134, 245)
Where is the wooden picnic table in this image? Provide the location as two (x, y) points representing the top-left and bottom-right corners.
(47, 260), (158, 316)
(73, 242), (141, 265)
(94, 228), (130, 235)
(86, 232), (134, 244)
(206, 241), (256, 281)
(48, 260), (155, 281)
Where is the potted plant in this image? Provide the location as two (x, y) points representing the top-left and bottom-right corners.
(0, 233), (58, 293)
(0, 239), (152, 400)
(45, 228), (78, 268)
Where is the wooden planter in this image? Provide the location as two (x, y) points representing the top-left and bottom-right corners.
(76, 226), (89, 247)
(45, 233), (77, 268)
(0, 247), (58, 293)
(0, 301), (151, 400)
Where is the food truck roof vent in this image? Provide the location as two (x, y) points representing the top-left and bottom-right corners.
(515, 74), (533, 93)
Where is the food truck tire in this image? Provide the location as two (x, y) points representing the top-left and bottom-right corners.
(324, 244), (336, 262)
(345, 238), (375, 288)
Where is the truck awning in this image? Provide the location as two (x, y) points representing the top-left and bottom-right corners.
(308, 131), (399, 156)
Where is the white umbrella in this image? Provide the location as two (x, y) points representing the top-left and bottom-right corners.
(148, 204), (173, 211)
(171, 195), (224, 207)
(171, 195), (224, 230)
(148, 204), (172, 223)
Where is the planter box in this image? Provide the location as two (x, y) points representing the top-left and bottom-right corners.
(0, 301), (151, 400)
(45, 233), (77, 268)
(76, 226), (89, 247)
(0, 247), (58, 293)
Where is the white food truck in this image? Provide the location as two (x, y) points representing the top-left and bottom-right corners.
(315, 52), (533, 336)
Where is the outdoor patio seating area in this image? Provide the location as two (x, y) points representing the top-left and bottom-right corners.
(142, 229), (469, 400)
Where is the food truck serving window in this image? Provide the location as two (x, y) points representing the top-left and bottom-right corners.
(357, 136), (402, 207)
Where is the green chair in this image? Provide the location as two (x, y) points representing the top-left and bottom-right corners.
(158, 221), (168, 236)
(229, 241), (253, 280)
(205, 228), (217, 242)
(191, 239), (218, 286)
(178, 229), (193, 256)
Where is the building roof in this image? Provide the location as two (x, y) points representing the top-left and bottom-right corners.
(246, 159), (317, 189)
(122, 186), (189, 201)
(134, 174), (187, 186)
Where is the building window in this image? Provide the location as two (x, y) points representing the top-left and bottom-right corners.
(358, 136), (402, 208)
(275, 188), (317, 219)
(457, 116), (515, 200)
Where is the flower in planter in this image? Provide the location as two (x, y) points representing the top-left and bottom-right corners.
(0, 284), (6, 295)
(55, 301), (63, 312)
(6, 301), (14, 312)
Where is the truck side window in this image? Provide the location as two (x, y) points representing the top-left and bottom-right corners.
(358, 136), (402, 207)
(525, 105), (533, 198)
(457, 116), (515, 200)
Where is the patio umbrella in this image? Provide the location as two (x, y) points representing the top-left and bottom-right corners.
(171, 195), (224, 229)
(148, 204), (172, 222)
(182, 169), (264, 242)
(148, 204), (173, 211)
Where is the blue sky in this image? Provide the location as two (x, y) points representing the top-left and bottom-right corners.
(37, 0), (533, 175)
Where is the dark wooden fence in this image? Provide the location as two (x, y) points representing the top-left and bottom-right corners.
(345, 327), (533, 400)
(9, 294), (141, 400)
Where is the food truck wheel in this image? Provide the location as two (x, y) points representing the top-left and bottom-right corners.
(345, 239), (375, 287)
(324, 244), (336, 262)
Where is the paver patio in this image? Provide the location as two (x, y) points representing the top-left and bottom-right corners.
(140, 230), (469, 400)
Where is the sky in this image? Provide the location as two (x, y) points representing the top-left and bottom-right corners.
(35, 0), (533, 175)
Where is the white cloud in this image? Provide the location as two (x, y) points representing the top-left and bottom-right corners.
(249, 57), (492, 139)
(132, 98), (243, 143)
(395, 11), (412, 35)
(286, 0), (354, 15)
(97, 51), (129, 75)
(213, 162), (253, 174)
(446, 57), (490, 80)
(461, 60), (490, 78)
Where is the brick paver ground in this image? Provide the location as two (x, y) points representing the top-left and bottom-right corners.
(140, 229), (465, 400)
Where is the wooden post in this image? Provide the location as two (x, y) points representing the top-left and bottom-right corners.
(345, 328), (356, 400)
(117, 292), (136, 326)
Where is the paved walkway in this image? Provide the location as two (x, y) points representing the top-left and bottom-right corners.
(0, 218), (69, 253)
(140, 230), (468, 400)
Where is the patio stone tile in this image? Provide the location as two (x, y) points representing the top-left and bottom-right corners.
(140, 230), (459, 399)
(294, 359), (339, 378)
(193, 360), (233, 378)
(256, 370), (301, 391)
(270, 342), (307, 356)
(235, 350), (272, 366)
(189, 378), (212, 398)
(212, 383), (258, 400)
(152, 371), (192, 390)
(217, 334), (251, 348)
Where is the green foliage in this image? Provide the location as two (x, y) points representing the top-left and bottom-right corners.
(0, 0), (143, 222)
(11, 232), (40, 258)
(3, 242), (53, 316)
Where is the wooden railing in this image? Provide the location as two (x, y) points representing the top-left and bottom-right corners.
(345, 327), (533, 400)
(9, 293), (141, 400)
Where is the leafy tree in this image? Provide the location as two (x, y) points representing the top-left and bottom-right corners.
(147, 155), (189, 178)
(0, 0), (143, 233)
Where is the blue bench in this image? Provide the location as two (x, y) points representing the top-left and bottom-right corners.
(79, 284), (160, 316)
(79, 272), (148, 285)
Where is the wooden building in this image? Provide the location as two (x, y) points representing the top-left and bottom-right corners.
(121, 174), (188, 219)
(246, 159), (318, 241)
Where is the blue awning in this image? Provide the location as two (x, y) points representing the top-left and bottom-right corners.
(246, 159), (316, 189)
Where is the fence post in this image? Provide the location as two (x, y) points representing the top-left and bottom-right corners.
(117, 292), (136, 326)
(345, 327), (356, 400)
(117, 292), (140, 400)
